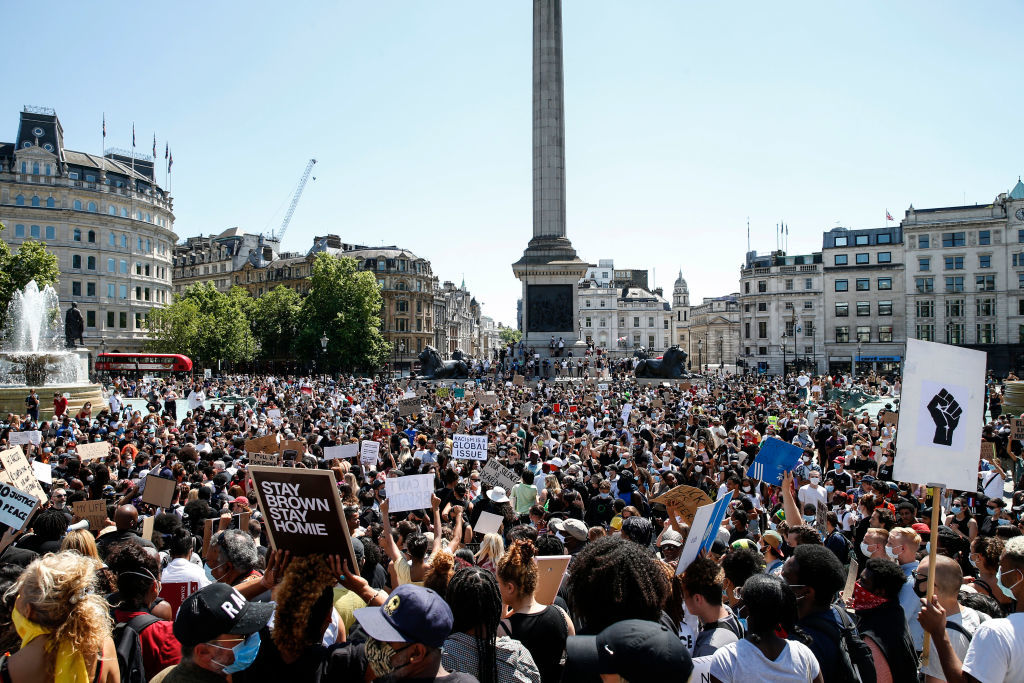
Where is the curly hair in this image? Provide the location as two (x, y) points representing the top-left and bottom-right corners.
(497, 539), (537, 597)
(106, 541), (160, 610)
(424, 551), (457, 599)
(5, 551), (111, 682)
(565, 536), (670, 634)
(973, 535), (1004, 571)
(271, 555), (337, 661)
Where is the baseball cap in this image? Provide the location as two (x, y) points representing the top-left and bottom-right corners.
(911, 523), (930, 536)
(565, 619), (693, 680)
(173, 583), (274, 647)
(353, 584), (453, 649)
(659, 529), (683, 547)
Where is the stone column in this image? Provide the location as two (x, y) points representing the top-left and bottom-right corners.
(533, 0), (566, 240)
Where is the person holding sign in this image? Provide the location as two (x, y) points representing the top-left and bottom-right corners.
(379, 496), (444, 587)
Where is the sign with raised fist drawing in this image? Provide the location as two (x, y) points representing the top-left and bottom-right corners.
(927, 388), (962, 446)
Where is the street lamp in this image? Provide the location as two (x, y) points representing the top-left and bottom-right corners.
(854, 339), (863, 381)
(399, 340), (405, 378)
(319, 334), (328, 381)
(697, 339), (703, 373)
(781, 333), (788, 378)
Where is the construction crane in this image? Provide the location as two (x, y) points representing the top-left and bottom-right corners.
(273, 158), (317, 243)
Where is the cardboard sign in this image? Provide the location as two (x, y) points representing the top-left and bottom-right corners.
(245, 435), (279, 455)
(74, 499), (107, 531)
(141, 474), (176, 508)
(841, 558), (860, 604)
(75, 441), (111, 461)
(478, 392), (498, 406)
(360, 440), (380, 466)
(279, 439), (306, 460)
(475, 511), (503, 536)
(746, 437), (803, 486)
(881, 411), (899, 426)
(398, 398), (420, 417)
(8, 431), (41, 446)
(650, 485), (713, 526)
(324, 444), (359, 460)
(651, 399), (663, 409)
(385, 474), (435, 513)
(435, 387), (450, 398)
(535, 555), (571, 606)
(521, 402), (534, 416)
(1012, 418), (1024, 440)
(680, 382), (692, 392)
(513, 374), (525, 386)
(452, 434), (487, 461)
(247, 466), (358, 568)
(32, 460), (52, 485)
(248, 452), (281, 467)
(0, 483), (38, 530)
(815, 501), (828, 535)
(480, 459), (520, 492)
(0, 447), (45, 501)
(980, 441), (996, 463)
(203, 518), (214, 557)
(142, 515), (155, 541)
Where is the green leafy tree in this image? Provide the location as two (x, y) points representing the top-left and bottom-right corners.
(0, 222), (60, 328)
(250, 285), (302, 360)
(296, 253), (389, 372)
(146, 282), (256, 366)
(499, 327), (522, 345)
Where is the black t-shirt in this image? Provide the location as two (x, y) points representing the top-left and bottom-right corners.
(317, 643), (478, 683)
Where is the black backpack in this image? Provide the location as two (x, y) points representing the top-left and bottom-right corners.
(801, 605), (876, 683)
(113, 613), (161, 683)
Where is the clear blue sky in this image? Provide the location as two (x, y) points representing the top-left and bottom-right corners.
(8, 1), (1024, 326)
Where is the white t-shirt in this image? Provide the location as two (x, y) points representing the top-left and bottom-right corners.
(982, 470), (1005, 499)
(921, 607), (983, 681)
(709, 638), (820, 682)
(798, 483), (827, 510)
(962, 613), (1024, 683)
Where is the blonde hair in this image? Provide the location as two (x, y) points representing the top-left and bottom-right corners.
(187, 488), (200, 503)
(475, 533), (505, 565)
(545, 475), (561, 494)
(6, 552), (111, 682)
(60, 530), (100, 560)
(890, 527), (922, 546)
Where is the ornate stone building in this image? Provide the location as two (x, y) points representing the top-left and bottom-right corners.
(173, 228), (278, 295)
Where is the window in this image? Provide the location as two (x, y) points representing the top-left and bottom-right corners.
(916, 299), (934, 318)
(804, 321), (814, 337)
(945, 276), (964, 292)
(856, 301), (870, 316)
(119, 285), (127, 299)
(916, 277), (934, 293)
(744, 282), (750, 293)
(977, 298), (996, 316)
(13, 224), (24, 238)
(73, 228), (81, 242)
(107, 284), (115, 298)
(946, 323), (965, 345)
(744, 322), (750, 339)
(835, 302), (849, 317)
(877, 252), (891, 263)
(877, 233), (892, 244)
(785, 279), (793, 291)
(45, 226), (55, 240)
(71, 255), (81, 269)
(120, 260), (128, 274)
(945, 256), (964, 270)
(919, 235), (930, 248)
(86, 311), (95, 328)
(1013, 254), (1024, 267)
(785, 320), (795, 337)
(758, 322), (767, 338)
(119, 312), (127, 329)
(87, 230), (95, 243)
(30, 196), (39, 207)
(108, 205), (116, 216)
(107, 258), (115, 273)
(106, 311), (115, 328)
(980, 255), (991, 269)
(917, 324), (935, 341)
(835, 279), (849, 292)
(834, 236), (848, 247)
(87, 202), (96, 212)
(121, 208), (128, 218)
(878, 325), (893, 342)
(758, 346), (768, 355)
(648, 317), (654, 327)
(757, 302), (767, 311)
(942, 232), (966, 247)
(585, 299), (591, 307)
(109, 232), (116, 247)
(15, 195), (24, 206)
(878, 300), (893, 316)
(855, 253), (869, 265)
(72, 282), (82, 296)
(835, 326), (850, 343)
(29, 225), (39, 239)
(878, 278), (892, 290)
(121, 234), (127, 248)
(805, 278), (813, 290)
(976, 274), (995, 291)
(834, 254), (848, 265)
(855, 235), (869, 246)
(86, 283), (95, 297)
(784, 301), (794, 310)
(856, 326), (871, 342)
(979, 230), (991, 246)
(856, 278), (870, 291)
(73, 200), (82, 210)
(87, 256), (95, 270)
(136, 313), (144, 330)
(1020, 299), (1024, 316)
(137, 237), (143, 251)
(803, 300), (813, 309)
(919, 257), (930, 271)
(135, 287), (141, 300)
(46, 197), (54, 208)
(946, 299), (965, 317)
(757, 281), (767, 293)
(633, 317), (639, 327)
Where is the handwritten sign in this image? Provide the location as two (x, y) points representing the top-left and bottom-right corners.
(32, 460), (52, 485)
(278, 439), (305, 460)
(398, 398), (420, 417)
(8, 431), (41, 446)
(360, 440), (380, 467)
(452, 434), (487, 461)
(1012, 418), (1024, 440)
(245, 434), (279, 455)
(248, 452), (281, 467)
(435, 387), (450, 398)
(513, 374), (525, 386)
(0, 483), (38, 530)
(74, 499), (107, 531)
(980, 441), (996, 463)
(881, 411), (899, 426)
(650, 485), (713, 526)
(385, 474), (435, 513)
(478, 392), (498, 406)
(480, 459), (519, 492)
(815, 500), (828, 535)
(75, 441), (111, 461)
(324, 444), (359, 460)
(0, 446), (45, 501)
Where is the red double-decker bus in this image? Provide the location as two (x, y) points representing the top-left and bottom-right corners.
(95, 353), (193, 375)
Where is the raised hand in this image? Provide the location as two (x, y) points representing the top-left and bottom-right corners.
(927, 389), (962, 446)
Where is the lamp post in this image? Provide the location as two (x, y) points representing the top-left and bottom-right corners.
(319, 333), (328, 382)
(697, 338), (703, 373)
(398, 340), (406, 378)
(781, 333), (788, 378)
(97, 338), (106, 380)
(854, 339), (862, 380)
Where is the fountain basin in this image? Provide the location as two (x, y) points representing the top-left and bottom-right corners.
(0, 383), (106, 418)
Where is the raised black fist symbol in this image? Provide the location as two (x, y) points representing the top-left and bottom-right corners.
(927, 389), (962, 446)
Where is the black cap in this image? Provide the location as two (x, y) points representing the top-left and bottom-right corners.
(173, 583), (274, 647)
(565, 619), (692, 679)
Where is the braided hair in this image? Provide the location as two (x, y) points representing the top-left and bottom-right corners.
(446, 567), (502, 683)
(739, 574), (810, 645)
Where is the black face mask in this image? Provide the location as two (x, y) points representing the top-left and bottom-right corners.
(913, 576), (928, 599)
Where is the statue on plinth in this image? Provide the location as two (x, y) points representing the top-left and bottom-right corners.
(634, 345), (688, 379)
(65, 303), (84, 348)
(418, 345), (469, 379)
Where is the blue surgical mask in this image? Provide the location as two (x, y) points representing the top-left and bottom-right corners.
(211, 632), (261, 674)
(803, 514), (815, 523)
(997, 518), (1011, 526)
(968, 554), (978, 569)
(950, 506), (962, 515)
(204, 561), (225, 583)
(826, 485), (834, 493)
(996, 567), (1022, 600)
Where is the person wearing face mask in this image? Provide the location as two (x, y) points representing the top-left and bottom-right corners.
(859, 528), (890, 562)
(850, 558), (918, 682)
(159, 582), (273, 683)
(966, 536), (1016, 616)
(798, 470), (827, 512)
(823, 456), (853, 496)
(886, 527), (926, 652)
(944, 497), (978, 545)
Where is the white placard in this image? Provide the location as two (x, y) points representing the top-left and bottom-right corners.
(621, 403), (632, 423)
(75, 441), (111, 461)
(360, 440), (380, 466)
(324, 444), (359, 460)
(894, 339), (986, 491)
(9, 431), (41, 446)
(475, 511), (503, 536)
(0, 482), (38, 530)
(385, 474), (434, 513)
(267, 408), (282, 420)
(480, 459), (519, 492)
(452, 434), (487, 461)
(32, 460), (52, 485)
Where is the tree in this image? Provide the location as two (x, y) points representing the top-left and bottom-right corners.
(0, 222), (59, 328)
(296, 253), (389, 373)
(249, 285), (301, 361)
(146, 282), (256, 367)
(499, 327), (522, 346)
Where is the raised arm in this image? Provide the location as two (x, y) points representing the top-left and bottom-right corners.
(379, 498), (401, 562)
(430, 493), (443, 557)
(781, 470), (801, 526)
(447, 505), (464, 554)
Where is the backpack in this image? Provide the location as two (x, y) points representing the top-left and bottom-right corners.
(113, 613), (161, 683)
(801, 605), (876, 683)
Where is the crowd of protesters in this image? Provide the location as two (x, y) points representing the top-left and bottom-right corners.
(0, 350), (1022, 682)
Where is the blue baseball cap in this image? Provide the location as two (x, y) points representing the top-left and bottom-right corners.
(353, 584), (453, 649)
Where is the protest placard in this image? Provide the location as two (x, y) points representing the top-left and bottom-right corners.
(480, 459), (520, 492)
(435, 387), (450, 398)
(815, 500), (828, 535)
(746, 437), (803, 486)
(651, 399), (663, 409)
(1012, 418), (1024, 440)
(141, 474), (176, 508)
(454, 388), (465, 399)
(650, 485), (712, 526)
(681, 382), (692, 392)
(512, 374), (525, 387)
(324, 444), (359, 460)
(385, 474), (435, 513)
(620, 403), (632, 423)
(247, 466), (357, 568)
(597, 383), (609, 392)
(142, 515), (155, 542)
(841, 558), (860, 604)
(980, 441), (996, 463)
(74, 499), (107, 531)
(8, 431), (41, 446)
(360, 440), (380, 466)
(0, 483), (38, 530)
(535, 555), (571, 606)
(75, 441), (111, 461)
(478, 392), (498, 406)
(267, 408), (282, 421)
(677, 492), (733, 575)
(398, 397), (420, 417)
(32, 460), (52, 485)
(521, 402), (534, 416)
(245, 434), (279, 455)
(881, 411), (899, 426)
(0, 446), (45, 501)
(475, 511), (503, 536)
(248, 452), (281, 467)
(279, 439), (306, 461)
(429, 414), (442, 430)
(452, 434), (487, 461)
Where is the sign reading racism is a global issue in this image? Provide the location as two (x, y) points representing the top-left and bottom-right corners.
(247, 466), (357, 569)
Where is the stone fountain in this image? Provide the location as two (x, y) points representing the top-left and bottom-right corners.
(0, 281), (105, 417)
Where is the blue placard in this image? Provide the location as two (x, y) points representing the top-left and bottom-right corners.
(746, 437), (803, 486)
(698, 491), (733, 555)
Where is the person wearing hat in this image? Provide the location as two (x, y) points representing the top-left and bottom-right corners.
(657, 528), (684, 563)
(550, 518), (589, 555)
(157, 583), (274, 682)
(349, 583), (475, 682)
(761, 530), (786, 576)
(565, 618), (692, 682)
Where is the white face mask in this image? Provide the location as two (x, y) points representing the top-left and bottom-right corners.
(885, 544), (901, 560)
(742, 486), (751, 493)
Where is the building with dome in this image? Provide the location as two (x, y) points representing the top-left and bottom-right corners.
(577, 259), (671, 354)
(670, 269), (691, 355)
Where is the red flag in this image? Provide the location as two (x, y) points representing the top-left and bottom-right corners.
(553, 403), (561, 414)
(886, 210), (894, 221)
